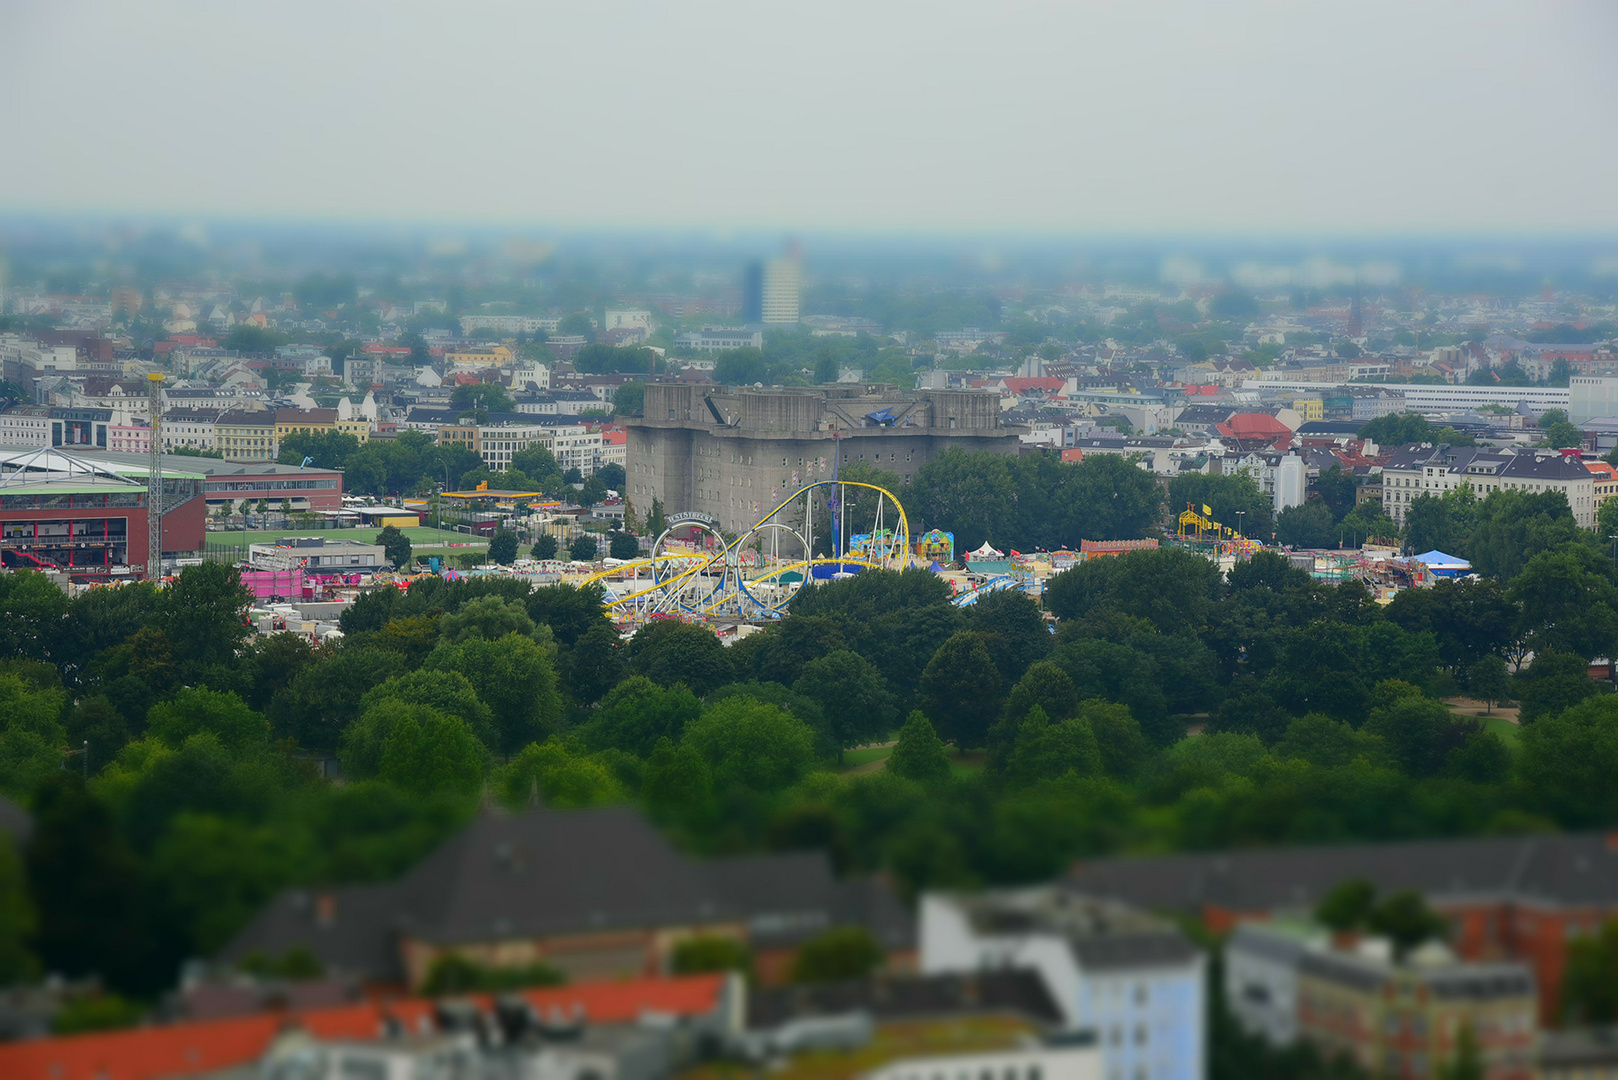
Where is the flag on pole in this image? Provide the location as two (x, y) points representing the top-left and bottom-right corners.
(1202, 504), (1213, 517)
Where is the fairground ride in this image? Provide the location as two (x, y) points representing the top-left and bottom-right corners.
(585, 479), (911, 624)
(1176, 502), (1235, 541)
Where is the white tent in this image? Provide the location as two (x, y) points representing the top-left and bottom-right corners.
(968, 541), (1004, 559)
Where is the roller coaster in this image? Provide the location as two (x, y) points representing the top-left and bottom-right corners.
(584, 479), (913, 623)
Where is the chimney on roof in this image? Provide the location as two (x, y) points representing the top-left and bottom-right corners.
(315, 891), (336, 928)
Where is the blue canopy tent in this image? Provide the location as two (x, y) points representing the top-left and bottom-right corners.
(865, 406), (899, 426)
(1412, 550), (1471, 578)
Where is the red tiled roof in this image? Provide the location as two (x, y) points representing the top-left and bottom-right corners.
(999, 378), (1064, 393)
(0, 975), (725, 1080)
(1215, 413), (1292, 440)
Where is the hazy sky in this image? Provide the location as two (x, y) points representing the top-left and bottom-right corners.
(3, 0), (1615, 234)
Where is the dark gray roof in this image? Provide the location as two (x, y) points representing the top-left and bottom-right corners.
(1382, 443), (1592, 482)
(394, 807), (734, 945)
(1069, 931), (1201, 971)
(1297, 421), (1365, 436)
(747, 970), (1062, 1028)
(1425, 967), (1536, 1001)
(1299, 951), (1532, 1000)
(831, 875), (918, 952)
(707, 851), (836, 947)
(1065, 833), (1618, 913)
(221, 808), (911, 979)
(1298, 951), (1385, 993)
(221, 882), (406, 981)
(1173, 406), (1235, 425)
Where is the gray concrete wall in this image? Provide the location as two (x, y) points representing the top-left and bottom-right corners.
(629, 385), (1021, 534)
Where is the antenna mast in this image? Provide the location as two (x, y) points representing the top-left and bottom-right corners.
(147, 372), (164, 582)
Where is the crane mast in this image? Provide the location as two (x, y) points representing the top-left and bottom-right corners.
(147, 372), (163, 582)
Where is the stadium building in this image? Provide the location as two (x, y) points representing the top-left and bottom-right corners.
(0, 448), (206, 576)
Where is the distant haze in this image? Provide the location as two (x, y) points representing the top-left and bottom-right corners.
(2, 0), (1615, 234)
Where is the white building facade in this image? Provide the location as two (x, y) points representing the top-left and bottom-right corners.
(921, 890), (1205, 1080)
(674, 328), (765, 353)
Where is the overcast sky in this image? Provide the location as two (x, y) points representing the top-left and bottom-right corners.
(3, 0), (1615, 234)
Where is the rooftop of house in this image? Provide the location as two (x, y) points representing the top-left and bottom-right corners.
(944, 887), (1201, 971)
(747, 970), (1063, 1029)
(221, 807), (912, 982)
(1382, 443), (1593, 480)
(1215, 413), (1295, 441)
(0, 974), (728, 1080)
(1298, 946), (1535, 1000)
(1174, 405), (1237, 425)
(274, 408), (339, 424)
(1066, 831), (1618, 914)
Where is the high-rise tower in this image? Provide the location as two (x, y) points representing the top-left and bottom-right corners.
(761, 255), (801, 325)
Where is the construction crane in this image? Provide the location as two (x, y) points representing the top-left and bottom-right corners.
(147, 372), (163, 582)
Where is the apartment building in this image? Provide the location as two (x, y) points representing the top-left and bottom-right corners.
(457, 315), (559, 335)
(549, 425), (606, 475)
(0, 405), (51, 449)
(108, 422), (151, 455)
(0, 405), (119, 451)
(1380, 444), (1597, 528)
(162, 407), (223, 452)
(438, 418), (609, 477)
(1063, 832), (1618, 1023)
(1587, 460), (1618, 512)
(216, 410), (278, 462)
(0, 339), (79, 382)
(273, 407), (370, 446)
(673, 328), (765, 353)
(442, 344), (515, 370)
(922, 888), (1205, 1080)
(1226, 922), (1536, 1080)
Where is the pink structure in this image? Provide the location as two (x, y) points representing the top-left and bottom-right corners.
(240, 568), (311, 599)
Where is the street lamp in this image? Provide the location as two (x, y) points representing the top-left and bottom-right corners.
(1235, 510), (1246, 539)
